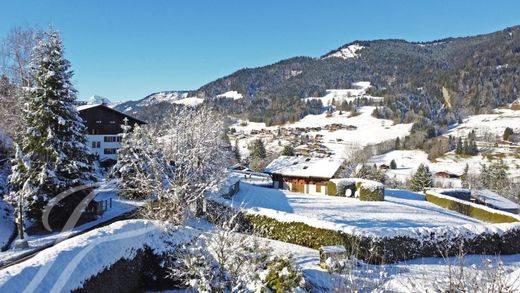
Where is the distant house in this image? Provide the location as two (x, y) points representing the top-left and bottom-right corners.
(264, 155), (343, 195)
(434, 171), (461, 179)
(77, 104), (146, 165)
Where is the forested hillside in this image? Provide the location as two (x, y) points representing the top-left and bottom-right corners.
(118, 26), (520, 133)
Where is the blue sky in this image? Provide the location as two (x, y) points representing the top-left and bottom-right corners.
(1, 0), (519, 102)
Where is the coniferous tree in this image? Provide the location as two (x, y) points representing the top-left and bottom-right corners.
(410, 163), (433, 192)
(390, 159), (397, 170)
(395, 137), (400, 150)
(281, 145), (295, 156)
(9, 28), (96, 225)
(233, 139), (241, 163)
(503, 127), (514, 141)
(463, 139), (470, 155)
(250, 139), (266, 159)
(112, 123), (167, 200)
(461, 163), (470, 188)
(455, 137), (463, 155)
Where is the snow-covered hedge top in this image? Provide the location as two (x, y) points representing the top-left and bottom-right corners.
(204, 173), (241, 198)
(0, 220), (199, 293)
(320, 245), (346, 254)
(426, 189), (520, 221)
(331, 178), (384, 190)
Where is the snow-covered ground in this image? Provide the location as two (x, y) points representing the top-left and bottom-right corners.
(369, 148), (520, 185)
(265, 237), (520, 292)
(0, 182), (141, 266)
(139, 91), (189, 107)
(0, 220), (200, 292)
(219, 183), (482, 237)
(322, 43), (364, 60)
(304, 82), (384, 106)
(232, 106), (412, 160)
(216, 90), (243, 100)
(172, 97), (204, 106)
(449, 107), (520, 138)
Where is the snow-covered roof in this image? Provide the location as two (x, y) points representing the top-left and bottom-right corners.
(76, 104), (102, 111)
(76, 103), (147, 124)
(472, 189), (519, 212)
(264, 155), (343, 179)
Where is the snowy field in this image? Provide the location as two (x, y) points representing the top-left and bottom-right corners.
(221, 183), (481, 237)
(449, 107), (520, 138)
(266, 237), (520, 292)
(304, 82), (384, 105)
(232, 106), (413, 160)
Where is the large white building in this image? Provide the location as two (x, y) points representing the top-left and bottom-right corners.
(77, 104), (146, 165)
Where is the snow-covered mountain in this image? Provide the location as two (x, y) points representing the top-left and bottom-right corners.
(86, 95), (112, 105)
(114, 91), (190, 115)
(321, 43), (364, 60)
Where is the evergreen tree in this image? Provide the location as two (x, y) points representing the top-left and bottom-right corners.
(503, 127), (514, 141)
(233, 139), (241, 162)
(9, 29), (96, 225)
(482, 160), (509, 192)
(395, 137), (400, 150)
(250, 139), (266, 159)
(469, 140), (478, 156)
(281, 145), (295, 156)
(463, 139), (470, 155)
(455, 137), (463, 155)
(410, 163), (433, 192)
(390, 159), (397, 170)
(112, 123), (166, 199)
(461, 163), (469, 188)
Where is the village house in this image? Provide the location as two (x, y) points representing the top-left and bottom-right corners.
(264, 155), (343, 195)
(77, 104), (146, 166)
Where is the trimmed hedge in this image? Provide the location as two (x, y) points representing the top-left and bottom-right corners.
(425, 191), (519, 223)
(326, 181), (337, 196)
(357, 181), (384, 201)
(206, 198), (520, 264)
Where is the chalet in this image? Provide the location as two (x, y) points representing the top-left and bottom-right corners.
(434, 171), (462, 179)
(264, 155), (343, 195)
(77, 104), (146, 165)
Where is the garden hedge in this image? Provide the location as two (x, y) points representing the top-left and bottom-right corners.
(356, 181), (385, 201)
(424, 190), (519, 223)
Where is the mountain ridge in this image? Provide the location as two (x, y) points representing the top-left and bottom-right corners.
(116, 25), (520, 132)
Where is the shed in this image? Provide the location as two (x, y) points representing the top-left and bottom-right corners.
(264, 155), (343, 195)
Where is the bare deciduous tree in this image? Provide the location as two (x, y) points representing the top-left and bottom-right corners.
(1, 25), (43, 87)
(0, 26), (43, 142)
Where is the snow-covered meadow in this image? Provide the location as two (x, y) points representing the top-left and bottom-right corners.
(232, 106), (413, 160)
(218, 183), (483, 237)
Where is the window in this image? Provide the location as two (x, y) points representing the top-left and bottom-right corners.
(109, 120), (116, 124)
(96, 120), (102, 124)
(116, 136), (122, 142)
(104, 148), (117, 154)
(104, 136), (119, 142)
(91, 141), (101, 148)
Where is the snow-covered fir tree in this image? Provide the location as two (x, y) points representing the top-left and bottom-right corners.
(410, 163), (433, 192)
(111, 121), (170, 200)
(8, 28), (96, 224)
(250, 139), (266, 159)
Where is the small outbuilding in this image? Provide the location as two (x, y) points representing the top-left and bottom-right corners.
(264, 155), (343, 195)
